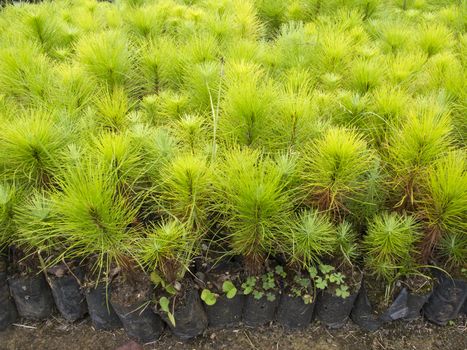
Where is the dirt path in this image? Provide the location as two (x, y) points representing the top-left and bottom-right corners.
(0, 316), (465, 350)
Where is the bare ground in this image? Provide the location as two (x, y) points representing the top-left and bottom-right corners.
(0, 316), (466, 350)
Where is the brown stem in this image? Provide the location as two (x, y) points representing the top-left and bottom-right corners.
(420, 225), (441, 264)
(244, 252), (266, 276)
(161, 258), (181, 284)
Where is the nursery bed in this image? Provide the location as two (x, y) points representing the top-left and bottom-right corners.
(0, 316), (466, 350)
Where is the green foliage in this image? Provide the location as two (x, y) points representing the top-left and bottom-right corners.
(364, 212), (420, 283)
(201, 289), (217, 306)
(216, 148), (292, 275)
(0, 181), (18, 248)
(418, 151), (467, 261)
(301, 127), (373, 220)
(387, 106), (452, 208)
(159, 296), (176, 326)
(138, 219), (193, 283)
(0, 0), (464, 299)
(52, 159), (138, 279)
(14, 191), (57, 255)
(159, 154), (213, 230)
(220, 63), (277, 147)
(438, 233), (466, 269)
(76, 30), (136, 91)
(0, 110), (67, 188)
(0, 44), (54, 106)
(287, 209), (337, 268)
(241, 270), (279, 301)
(336, 221), (359, 265)
(222, 280), (238, 299)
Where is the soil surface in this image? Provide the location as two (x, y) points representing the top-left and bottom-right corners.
(0, 315), (465, 350)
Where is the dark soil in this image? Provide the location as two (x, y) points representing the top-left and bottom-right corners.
(402, 274), (433, 294)
(111, 271), (152, 308)
(0, 315), (465, 350)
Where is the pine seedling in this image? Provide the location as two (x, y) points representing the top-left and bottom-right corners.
(438, 233), (466, 270)
(336, 221), (359, 266)
(138, 37), (186, 92)
(226, 0), (264, 40)
(274, 21), (311, 70)
(255, 0), (287, 37)
(313, 29), (355, 78)
(123, 4), (163, 40)
(184, 60), (222, 113)
(52, 65), (94, 116)
(216, 148), (293, 275)
(269, 72), (323, 152)
(143, 90), (190, 126)
(174, 114), (208, 155)
(301, 127), (373, 222)
(0, 181), (18, 249)
(21, 5), (75, 57)
(386, 51), (427, 87)
(159, 154), (213, 231)
(417, 24), (453, 57)
(52, 159), (139, 280)
(0, 110), (67, 188)
(334, 90), (369, 128)
(181, 34), (219, 66)
(377, 22), (413, 54)
(417, 151), (467, 261)
(287, 209), (337, 269)
(220, 62), (277, 147)
(386, 106), (452, 209)
(349, 57), (385, 93)
(90, 131), (144, 190)
(364, 212), (420, 284)
(138, 219), (194, 284)
(0, 44), (54, 106)
(14, 191), (60, 261)
(93, 86), (131, 132)
(76, 30), (136, 92)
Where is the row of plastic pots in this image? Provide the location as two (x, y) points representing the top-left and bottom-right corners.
(1, 269), (466, 344)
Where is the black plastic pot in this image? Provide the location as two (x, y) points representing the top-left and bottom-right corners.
(112, 300), (164, 344)
(276, 294), (314, 329)
(403, 290), (431, 321)
(8, 273), (54, 320)
(85, 284), (122, 330)
(204, 294), (244, 328)
(0, 283), (18, 331)
(159, 288), (208, 340)
(350, 283), (383, 331)
(423, 275), (467, 326)
(242, 292), (279, 327)
(315, 290), (358, 329)
(48, 268), (87, 322)
(379, 288), (410, 323)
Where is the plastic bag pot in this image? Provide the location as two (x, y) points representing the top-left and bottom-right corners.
(0, 283), (18, 331)
(48, 268), (87, 322)
(112, 300), (164, 344)
(403, 290), (431, 321)
(379, 288), (410, 323)
(159, 288), (207, 340)
(242, 292), (279, 327)
(204, 294), (244, 328)
(85, 284), (122, 330)
(276, 294), (314, 329)
(315, 290), (358, 329)
(350, 283), (382, 331)
(423, 275), (467, 326)
(8, 273), (54, 320)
